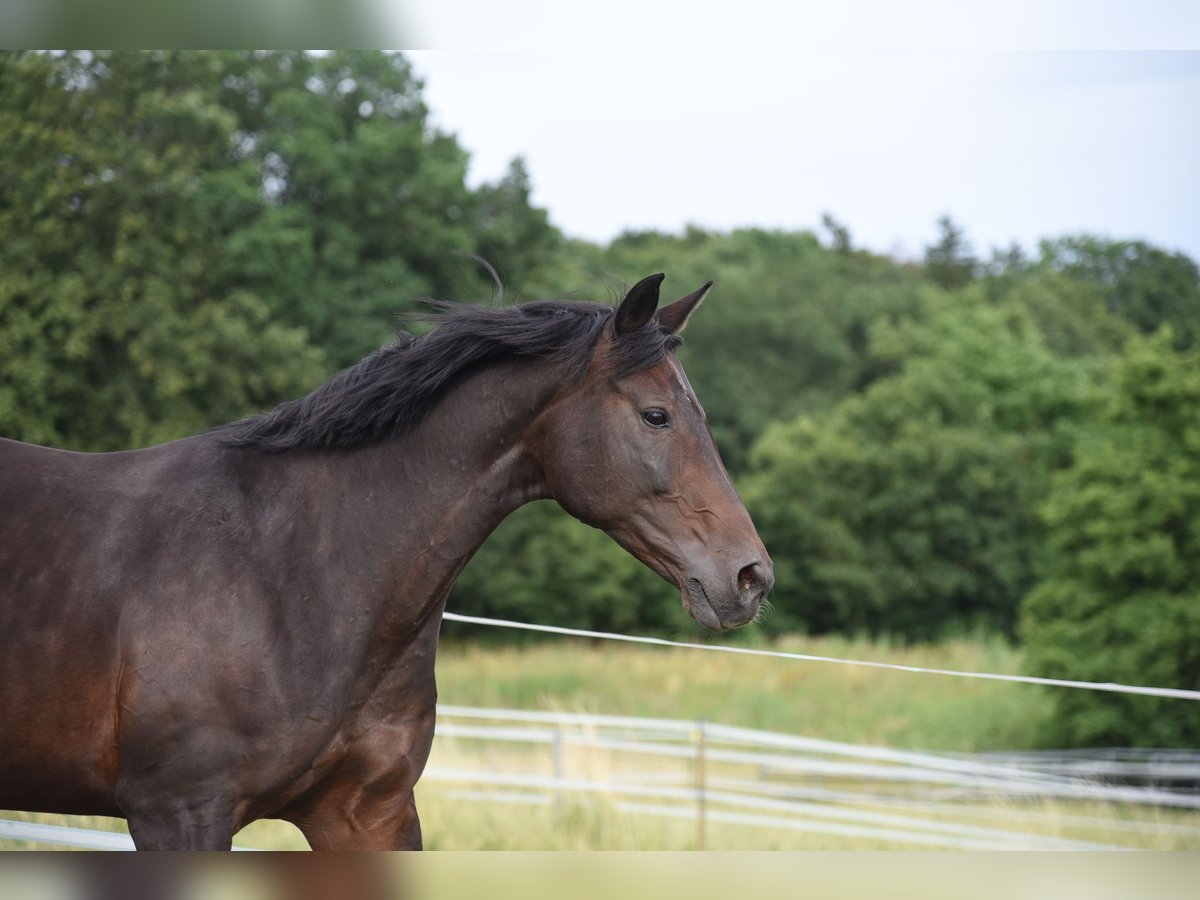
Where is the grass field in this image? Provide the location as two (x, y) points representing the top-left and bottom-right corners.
(434, 633), (1050, 751)
(4, 634), (1198, 850)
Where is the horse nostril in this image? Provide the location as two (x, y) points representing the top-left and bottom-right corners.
(737, 562), (764, 594)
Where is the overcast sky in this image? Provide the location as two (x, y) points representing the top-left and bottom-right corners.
(404, 19), (1199, 261)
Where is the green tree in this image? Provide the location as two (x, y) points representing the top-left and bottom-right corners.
(986, 270), (1134, 359)
(744, 296), (1098, 639)
(0, 51), (323, 450)
(924, 215), (978, 291)
(1037, 236), (1200, 349)
(195, 51), (560, 367)
(820, 212), (853, 254)
(0, 51), (560, 450)
(1021, 331), (1200, 747)
(473, 157), (561, 294)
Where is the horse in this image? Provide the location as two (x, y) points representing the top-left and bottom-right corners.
(0, 274), (773, 849)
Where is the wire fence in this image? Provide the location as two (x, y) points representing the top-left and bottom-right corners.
(440, 612), (1200, 701)
(427, 613), (1199, 848)
(427, 704), (1200, 850)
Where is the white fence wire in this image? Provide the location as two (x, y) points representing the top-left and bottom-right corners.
(440, 612), (1200, 701)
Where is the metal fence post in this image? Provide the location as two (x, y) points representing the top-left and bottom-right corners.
(695, 717), (707, 850)
(553, 726), (565, 822)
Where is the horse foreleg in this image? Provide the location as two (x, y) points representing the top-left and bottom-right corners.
(286, 716), (433, 850)
(291, 786), (423, 850)
(121, 794), (238, 850)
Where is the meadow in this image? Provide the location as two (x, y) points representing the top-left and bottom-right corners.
(433, 633), (1047, 751)
(5, 634), (1198, 851)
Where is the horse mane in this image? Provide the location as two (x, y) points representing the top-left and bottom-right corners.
(220, 298), (682, 452)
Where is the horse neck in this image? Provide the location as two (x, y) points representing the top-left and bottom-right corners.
(298, 356), (562, 628)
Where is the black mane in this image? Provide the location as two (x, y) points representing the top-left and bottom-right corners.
(221, 299), (682, 452)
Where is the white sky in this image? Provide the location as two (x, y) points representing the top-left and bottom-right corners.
(402, 5), (1200, 260)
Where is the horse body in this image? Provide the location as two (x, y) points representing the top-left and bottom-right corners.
(0, 276), (773, 848)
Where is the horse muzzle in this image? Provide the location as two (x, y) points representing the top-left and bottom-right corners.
(683, 559), (774, 632)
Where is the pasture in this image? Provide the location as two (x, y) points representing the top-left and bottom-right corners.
(5, 635), (1198, 851)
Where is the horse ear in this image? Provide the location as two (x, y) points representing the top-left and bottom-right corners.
(657, 281), (713, 334)
(614, 273), (665, 335)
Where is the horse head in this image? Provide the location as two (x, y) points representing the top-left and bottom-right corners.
(531, 274), (774, 631)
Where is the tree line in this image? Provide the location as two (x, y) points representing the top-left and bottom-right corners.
(2, 51), (1198, 746)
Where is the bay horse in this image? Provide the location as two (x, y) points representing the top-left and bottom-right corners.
(0, 274), (773, 849)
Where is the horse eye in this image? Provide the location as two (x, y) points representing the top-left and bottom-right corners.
(641, 409), (669, 429)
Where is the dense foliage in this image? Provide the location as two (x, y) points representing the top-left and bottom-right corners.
(3, 51), (1198, 745)
(742, 295), (1097, 639)
(0, 51), (557, 449)
(1021, 332), (1200, 747)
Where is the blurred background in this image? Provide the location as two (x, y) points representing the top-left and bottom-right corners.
(1, 46), (1198, 849)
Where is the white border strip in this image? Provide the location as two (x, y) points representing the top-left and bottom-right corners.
(0, 819), (134, 850)
(441, 612), (1200, 701)
(0, 818), (261, 851)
